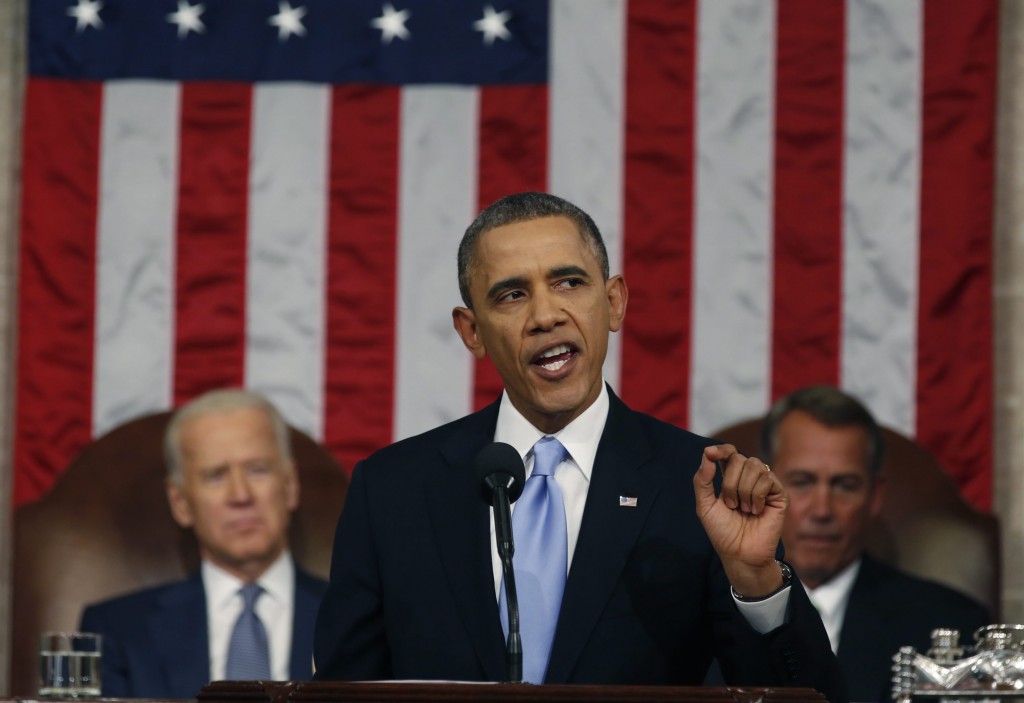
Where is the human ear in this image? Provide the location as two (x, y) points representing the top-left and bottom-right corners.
(868, 473), (887, 518)
(166, 479), (195, 528)
(606, 275), (628, 332)
(452, 306), (488, 359)
(285, 460), (300, 511)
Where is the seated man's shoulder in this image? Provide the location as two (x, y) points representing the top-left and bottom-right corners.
(82, 576), (199, 622)
(863, 556), (991, 621)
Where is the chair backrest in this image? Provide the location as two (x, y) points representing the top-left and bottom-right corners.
(712, 418), (1001, 618)
(9, 410), (349, 695)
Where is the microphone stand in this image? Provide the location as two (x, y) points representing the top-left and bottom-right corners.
(492, 483), (522, 683)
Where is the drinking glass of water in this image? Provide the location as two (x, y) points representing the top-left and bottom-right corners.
(39, 632), (102, 697)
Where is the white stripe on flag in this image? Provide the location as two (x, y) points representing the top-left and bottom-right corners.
(690, 0), (777, 434)
(841, 0), (922, 434)
(549, 0), (626, 393)
(93, 80), (178, 436)
(246, 83), (330, 439)
(394, 86), (478, 441)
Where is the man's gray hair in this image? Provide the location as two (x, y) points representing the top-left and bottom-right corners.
(760, 384), (885, 476)
(457, 192), (610, 308)
(164, 388), (293, 485)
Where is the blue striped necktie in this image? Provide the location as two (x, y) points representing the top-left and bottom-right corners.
(225, 583), (271, 680)
(500, 436), (568, 683)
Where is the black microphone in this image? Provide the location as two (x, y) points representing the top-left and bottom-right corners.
(474, 442), (526, 684)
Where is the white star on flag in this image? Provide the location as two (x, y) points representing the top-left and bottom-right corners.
(371, 3), (411, 45)
(166, 0), (205, 39)
(473, 5), (512, 46)
(67, 0), (103, 32)
(269, 1), (307, 41)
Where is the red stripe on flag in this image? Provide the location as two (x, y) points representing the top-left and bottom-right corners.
(324, 85), (401, 473)
(173, 83), (252, 404)
(472, 85), (549, 411)
(620, 0), (696, 428)
(917, 0), (997, 510)
(770, 0), (846, 399)
(14, 78), (102, 506)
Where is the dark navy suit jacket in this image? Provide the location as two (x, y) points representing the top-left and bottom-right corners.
(313, 389), (845, 702)
(80, 567), (326, 698)
(837, 555), (990, 702)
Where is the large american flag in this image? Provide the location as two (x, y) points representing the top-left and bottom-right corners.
(16, 0), (997, 509)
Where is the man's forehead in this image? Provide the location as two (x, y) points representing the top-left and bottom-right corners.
(780, 411), (871, 445)
(180, 409), (278, 451)
(781, 464), (871, 480)
(183, 405), (270, 429)
(776, 419), (873, 472)
(473, 217), (596, 269)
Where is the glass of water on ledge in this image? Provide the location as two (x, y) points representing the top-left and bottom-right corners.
(39, 631), (102, 698)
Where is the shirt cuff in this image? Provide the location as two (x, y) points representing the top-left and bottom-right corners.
(733, 585), (790, 633)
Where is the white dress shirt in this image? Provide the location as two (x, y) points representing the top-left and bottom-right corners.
(802, 558), (862, 653)
(203, 551), (295, 681)
(487, 383), (789, 633)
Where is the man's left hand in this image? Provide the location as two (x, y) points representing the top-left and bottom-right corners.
(693, 444), (789, 598)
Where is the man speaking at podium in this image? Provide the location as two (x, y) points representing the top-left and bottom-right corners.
(313, 193), (844, 702)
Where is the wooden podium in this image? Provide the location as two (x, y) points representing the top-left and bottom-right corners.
(197, 680), (827, 703)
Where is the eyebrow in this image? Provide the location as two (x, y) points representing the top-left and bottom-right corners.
(550, 265), (590, 279)
(485, 265), (593, 302)
(486, 276), (529, 301)
(787, 469), (867, 481)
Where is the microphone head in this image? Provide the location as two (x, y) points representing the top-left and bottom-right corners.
(474, 442), (526, 505)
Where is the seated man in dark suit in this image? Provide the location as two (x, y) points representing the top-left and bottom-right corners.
(313, 191), (845, 701)
(81, 388), (327, 698)
(763, 385), (991, 702)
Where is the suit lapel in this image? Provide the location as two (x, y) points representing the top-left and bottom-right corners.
(836, 558), (905, 702)
(147, 575), (210, 697)
(424, 401), (507, 681)
(290, 569), (322, 679)
(545, 392), (659, 683)
(836, 557), (891, 670)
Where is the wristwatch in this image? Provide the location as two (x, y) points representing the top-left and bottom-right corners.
(731, 560), (794, 602)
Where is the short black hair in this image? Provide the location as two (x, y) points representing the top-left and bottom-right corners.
(760, 385), (885, 475)
(457, 192), (610, 308)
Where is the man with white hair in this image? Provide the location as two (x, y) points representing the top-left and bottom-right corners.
(81, 388), (327, 697)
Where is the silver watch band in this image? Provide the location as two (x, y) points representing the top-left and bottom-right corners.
(731, 560), (794, 602)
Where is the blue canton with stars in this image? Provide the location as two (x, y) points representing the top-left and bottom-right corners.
(30, 0), (549, 84)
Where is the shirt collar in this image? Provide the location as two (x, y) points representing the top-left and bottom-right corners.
(202, 550), (293, 610)
(493, 382), (610, 483)
(804, 557), (862, 617)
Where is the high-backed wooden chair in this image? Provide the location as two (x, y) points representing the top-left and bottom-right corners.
(10, 411), (349, 696)
(713, 418), (1001, 619)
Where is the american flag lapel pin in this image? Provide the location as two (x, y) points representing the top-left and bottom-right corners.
(619, 496), (638, 508)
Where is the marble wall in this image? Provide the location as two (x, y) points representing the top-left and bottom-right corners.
(0, 0), (27, 693)
(995, 0), (1024, 626)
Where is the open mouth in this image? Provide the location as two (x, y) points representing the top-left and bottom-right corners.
(533, 343), (576, 372)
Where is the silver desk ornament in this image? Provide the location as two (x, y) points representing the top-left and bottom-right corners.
(892, 624), (1024, 702)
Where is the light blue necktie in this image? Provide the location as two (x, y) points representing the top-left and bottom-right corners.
(500, 436), (568, 683)
(225, 583), (271, 680)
